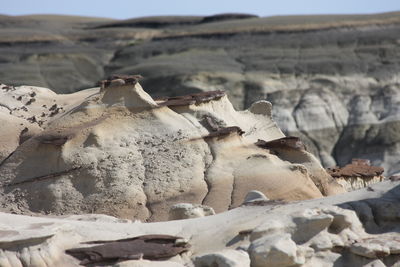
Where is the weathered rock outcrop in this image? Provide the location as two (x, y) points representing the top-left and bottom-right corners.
(0, 180), (398, 267)
(0, 78), (343, 221)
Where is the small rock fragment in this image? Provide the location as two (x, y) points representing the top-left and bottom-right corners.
(169, 203), (215, 220)
(389, 174), (400, 181)
(242, 190), (269, 204)
(350, 242), (390, 259)
(27, 116), (36, 123)
(109, 79), (126, 87)
(249, 100), (273, 117)
(203, 126), (244, 139)
(49, 104), (57, 111)
(25, 98), (35, 105)
(36, 134), (71, 146)
(156, 90), (226, 107)
(100, 74), (143, 90)
(255, 136), (307, 151)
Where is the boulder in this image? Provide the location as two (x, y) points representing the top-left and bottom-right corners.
(248, 234), (304, 267)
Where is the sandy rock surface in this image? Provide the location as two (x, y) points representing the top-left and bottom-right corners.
(0, 80), (343, 221)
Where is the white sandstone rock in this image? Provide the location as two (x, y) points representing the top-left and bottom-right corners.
(249, 234), (304, 267)
(193, 249), (250, 267)
(242, 190), (269, 204)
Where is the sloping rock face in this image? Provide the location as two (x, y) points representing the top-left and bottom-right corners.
(0, 180), (398, 267)
(0, 79), (343, 221)
(1, 12), (400, 174)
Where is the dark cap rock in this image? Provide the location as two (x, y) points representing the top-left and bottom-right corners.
(100, 74), (143, 89)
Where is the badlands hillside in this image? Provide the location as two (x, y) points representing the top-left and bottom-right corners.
(0, 76), (399, 266)
(0, 12), (400, 266)
(1, 12), (400, 174)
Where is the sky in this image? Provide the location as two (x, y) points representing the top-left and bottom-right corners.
(1, 0), (400, 19)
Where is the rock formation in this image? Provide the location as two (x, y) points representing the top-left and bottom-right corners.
(0, 77), (344, 221)
(327, 159), (384, 191)
(0, 180), (398, 266)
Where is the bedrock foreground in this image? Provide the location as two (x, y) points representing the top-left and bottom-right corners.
(0, 181), (398, 266)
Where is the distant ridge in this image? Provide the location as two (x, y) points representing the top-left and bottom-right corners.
(92, 13), (259, 29)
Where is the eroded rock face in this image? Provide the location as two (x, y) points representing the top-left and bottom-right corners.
(0, 80), (343, 221)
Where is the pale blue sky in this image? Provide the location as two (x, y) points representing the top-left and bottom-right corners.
(1, 0), (399, 19)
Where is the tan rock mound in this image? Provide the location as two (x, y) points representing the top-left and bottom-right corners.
(255, 137), (346, 196)
(0, 75), (344, 221)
